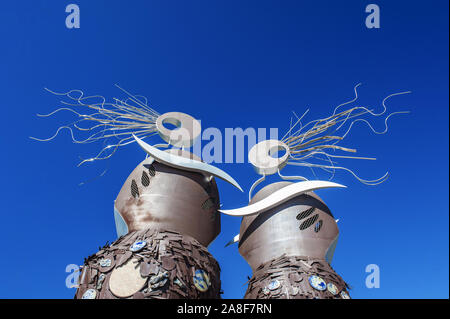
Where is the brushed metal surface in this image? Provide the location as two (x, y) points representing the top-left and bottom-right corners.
(248, 139), (290, 175)
(115, 149), (220, 247)
(238, 181), (339, 271)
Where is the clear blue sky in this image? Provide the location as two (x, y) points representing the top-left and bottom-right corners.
(0, 1), (448, 299)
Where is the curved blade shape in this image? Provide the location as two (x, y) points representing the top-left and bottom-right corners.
(133, 134), (243, 192)
(219, 180), (346, 216)
(224, 234), (240, 247)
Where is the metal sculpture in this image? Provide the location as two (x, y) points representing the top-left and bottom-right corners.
(72, 110), (237, 298)
(34, 83), (409, 300)
(223, 85), (410, 299)
(33, 86), (242, 299)
(75, 228), (221, 299)
(113, 150), (220, 245)
(31, 86), (163, 166)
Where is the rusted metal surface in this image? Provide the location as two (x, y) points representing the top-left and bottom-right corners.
(75, 228), (221, 299)
(114, 149), (220, 247)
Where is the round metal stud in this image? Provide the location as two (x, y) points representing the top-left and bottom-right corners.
(130, 240), (147, 252)
(193, 269), (210, 292)
(81, 289), (97, 299)
(268, 279), (281, 290)
(327, 282), (338, 295)
(308, 275), (327, 291)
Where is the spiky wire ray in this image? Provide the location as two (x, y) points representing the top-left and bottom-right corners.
(281, 84), (411, 185)
(30, 85), (161, 166)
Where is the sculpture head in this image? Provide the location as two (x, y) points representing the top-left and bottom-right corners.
(114, 149), (221, 247)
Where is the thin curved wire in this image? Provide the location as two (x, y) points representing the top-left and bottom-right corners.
(30, 86), (161, 166)
(280, 84), (410, 185)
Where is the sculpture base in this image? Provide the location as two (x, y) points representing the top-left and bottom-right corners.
(75, 228), (221, 299)
(244, 255), (350, 299)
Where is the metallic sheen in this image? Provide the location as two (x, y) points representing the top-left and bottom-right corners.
(133, 134), (243, 192)
(248, 139), (290, 175)
(238, 182), (340, 271)
(156, 111), (201, 148)
(220, 180), (345, 217)
(114, 149), (221, 247)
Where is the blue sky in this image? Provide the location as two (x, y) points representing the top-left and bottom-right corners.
(0, 1), (448, 299)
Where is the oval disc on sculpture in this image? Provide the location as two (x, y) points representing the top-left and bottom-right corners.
(248, 140), (290, 175)
(109, 258), (147, 298)
(156, 111), (201, 148)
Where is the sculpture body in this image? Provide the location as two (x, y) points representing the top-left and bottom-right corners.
(239, 182), (350, 299)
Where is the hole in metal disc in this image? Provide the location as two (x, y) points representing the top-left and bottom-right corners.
(296, 207), (315, 220)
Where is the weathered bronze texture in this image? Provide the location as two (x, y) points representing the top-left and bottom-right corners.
(75, 228), (221, 299)
(244, 255), (350, 299)
(115, 149), (220, 247)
